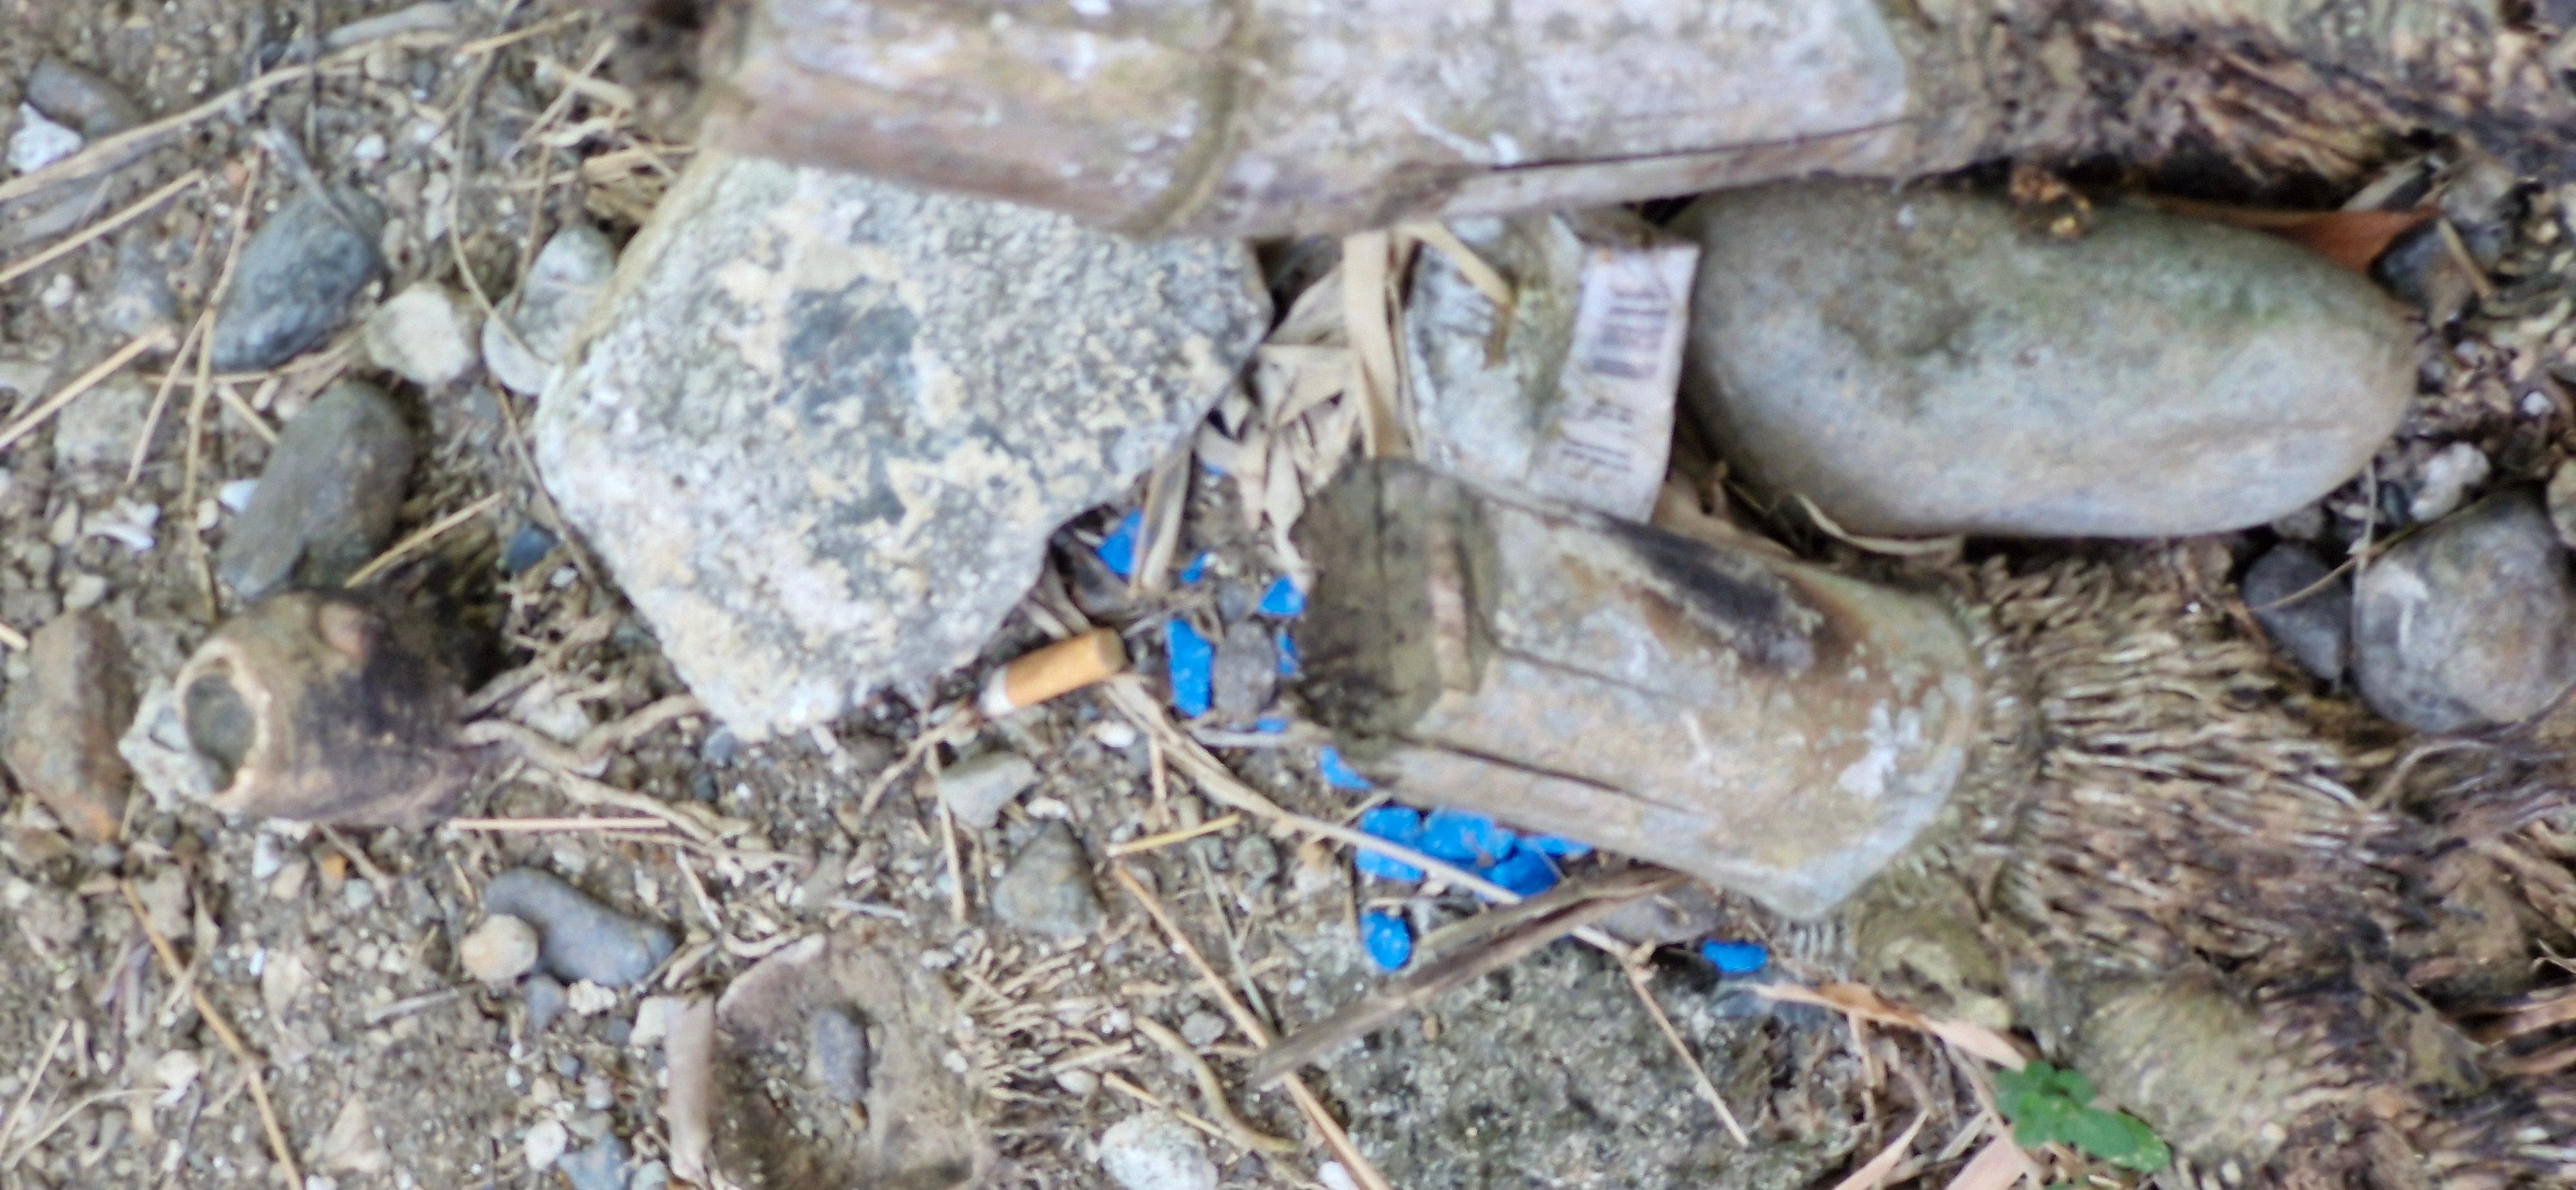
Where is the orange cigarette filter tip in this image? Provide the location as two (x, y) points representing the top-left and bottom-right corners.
(979, 628), (1128, 716)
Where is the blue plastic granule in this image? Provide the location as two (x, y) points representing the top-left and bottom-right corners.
(1165, 619), (1214, 717)
(1317, 746), (1372, 791)
(1353, 806), (1426, 880)
(1522, 834), (1594, 858)
(1361, 911), (1414, 971)
(1252, 716), (1291, 734)
(1179, 552), (1210, 583)
(1276, 630), (1301, 678)
(1700, 940), (1770, 976)
(1095, 509), (1143, 578)
(1480, 849), (1560, 898)
(1419, 809), (1515, 866)
(1258, 576), (1307, 618)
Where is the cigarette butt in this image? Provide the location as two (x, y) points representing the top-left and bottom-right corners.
(980, 629), (1127, 716)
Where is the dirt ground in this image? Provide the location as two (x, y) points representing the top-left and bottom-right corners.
(2, 2), (2574, 1189)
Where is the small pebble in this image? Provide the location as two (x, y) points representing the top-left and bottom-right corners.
(209, 189), (386, 372)
(363, 281), (483, 386)
(1232, 834), (1280, 885)
(1178, 1010), (1226, 1048)
(991, 823), (1106, 941)
(525, 1119), (570, 1171)
(554, 1053), (583, 1080)
(1091, 721), (1139, 750)
(2354, 489), (2576, 732)
(1209, 621), (1278, 722)
(341, 878), (376, 911)
(2409, 442), (2490, 523)
(3, 610), (134, 841)
(8, 103), (82, 173)
(936, 750), (1040, 831)
(1098, 1112), (1218, 1190)
(484, 223), (616, 394)
(2546, 460), (2576, 549)
(215, 380), (417, 600)
(806, 1006), (871, 1104)
(629, 1160), (671, 1190)
(1056, 1068), (1100, 1095)
(484, 869), (676, 988)
(697, 726), (740, 766)
(1318, 1163), (1362, 1190)
(2242, 543), (2351, 681)
(524, 975), (568, 1035)
(558, 1135), (630, 1190)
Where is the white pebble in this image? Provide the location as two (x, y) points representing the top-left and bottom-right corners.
(8, 104), (82, 174)
(459, 914), (541, 984)
(218, 478), (260, 512)
(566, 980), (619, 1016)
(363, 282), (484, 387)
(1091, 721), (1139, 750)
(2410, 442), (2490, 523)
(524, 1119), (570, 1170)
(1317, 1162), (1361, 1190)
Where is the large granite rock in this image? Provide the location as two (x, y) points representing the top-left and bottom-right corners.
(1676, 182), (2415, 538)
(536, 154), (1267, 737)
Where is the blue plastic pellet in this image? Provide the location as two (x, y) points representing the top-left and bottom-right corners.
(1317, 746), (1372, 791)
(1522, 835), (1594, 858)
(1481, 849), (1560, 898)
(1095, 510), (1143, 578)
(1179, 552), (1210, 584)
(1353, 806), (1426, 880)
(502, 525), (558, 577)
(1361, 911), (1414, 971)
(1700, 940), (1770, 976)
(1165, 619), (1214, 717)
(1252, 716), (1291, 734)
(1257, 576), (1307, 618)
(1419, 809), (1515, 866)
(1276, 630), (1301, 678)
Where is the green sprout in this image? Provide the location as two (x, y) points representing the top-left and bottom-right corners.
(1993, 1061), (2172, 1174)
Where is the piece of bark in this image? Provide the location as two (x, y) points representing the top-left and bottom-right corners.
(3, 611), (135, 841)
(694, 0), (2576, 235)
(1293, 461), (1984, 918)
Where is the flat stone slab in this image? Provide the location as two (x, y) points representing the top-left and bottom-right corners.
(536, 153), (1267, 737)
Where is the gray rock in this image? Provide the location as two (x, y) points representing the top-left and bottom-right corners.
(2546, 460), (2576, 549)
(2354, 489), (2576, 732)
(25, 59), (144, 138)
(3, 610), (133, 842)
(483, 224), (615, 395)
(524, 975), (568, 1035)
(363, 282), (482, 387)
(1209, 621), (1278, 722)
(50, 377), (149, 487)
(2242, 543), (2351, 682)
(535, 153), (1267, 738)
(991, 823), (1105, 941)
(216, 380), (415, 600)
(806, 1005), (871, 1105)
(935, 750), (1039, 831)
(483, 868), (676, 988)
(1674, 182), (2414, 537)
(558, 1135), (630, 1190)
(1097, 1113), (1217, 1190)
(209, 190), (385, 372)
(102, 238), (178, 338)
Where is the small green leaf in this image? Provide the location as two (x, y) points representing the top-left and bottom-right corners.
(2050, 1066), (2096, 1104)
(2107, 1116), (2173, 1173)
(2061, 1106), (2139, 1160)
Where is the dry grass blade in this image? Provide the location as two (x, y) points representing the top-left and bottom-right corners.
(1752, 982), (2029, 1069)
(1244, 870), (1680, 1088)
(1832, 1111), (1928, 1190)
(1622, 958), (1752, 1146)
(0, 326), (174, 452)
(126, 308), (211, 484)
(1132, 1015), (1298, 1156)
(1340, 231), (1409, 459)
(1108, 813), (1243, 858)
(343, 491), (506, 586)
(0, 621), (25, 651)
(117, 880), (303, 1187)
(0, 167), (204, 289)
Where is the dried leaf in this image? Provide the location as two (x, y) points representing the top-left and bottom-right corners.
(1943, 1133), (2036, 1190)
(1830, 1112), (1928, 1190)
(2150, 196), (2435, 274)
(1341, 231), (1410, 458)
(663, 996), (718, 1185)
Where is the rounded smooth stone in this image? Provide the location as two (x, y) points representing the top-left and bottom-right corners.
(1676, 182), (2414, 538)
(2241, 543), (2351, 682)
(460, 913), (542, 984)
(2354, 489), (2576, 732)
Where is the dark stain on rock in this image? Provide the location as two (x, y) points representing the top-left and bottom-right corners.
(1599, 519), (1815, 672)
